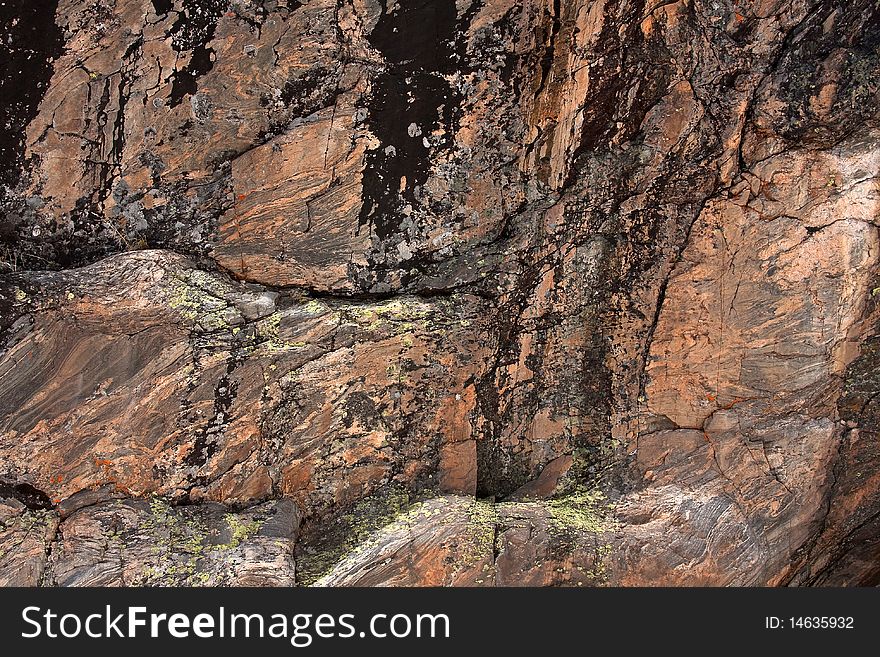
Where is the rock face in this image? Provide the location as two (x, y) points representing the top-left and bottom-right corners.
(1, 0), (878, 586)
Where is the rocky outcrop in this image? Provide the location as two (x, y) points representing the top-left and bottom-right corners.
(1, 0), (879, 586)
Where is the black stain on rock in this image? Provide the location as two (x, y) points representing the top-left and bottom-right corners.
(358, 0), (461, 240)
(367, 0), (459, 71)
(185, 358), (239, 467)
(342, 391), (382, 429)
(151, 0), (174, 14)
(0, 0), (64, 188)
(769, 0), (880, 148)
(358, 72), (456, 239)
(168, 0), (230, 108)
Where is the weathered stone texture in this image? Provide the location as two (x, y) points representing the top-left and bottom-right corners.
(1, 0), (879, 585)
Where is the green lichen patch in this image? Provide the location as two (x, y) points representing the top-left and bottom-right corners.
(460, 498), (497, 567)
(546, 488), (614, 534)
(296, 486), (416, 586)
(218, 513), (262, 550)
(340, 297), (433, 335)
(371, 298), (431, 321)
(134, 498), (266, 586)
(166, 275), (232, 331)
(0, 508), (55, 564)
(136, 497), (210, 586)
(302, 299), (329, 315)
(254, 311), (311, 353)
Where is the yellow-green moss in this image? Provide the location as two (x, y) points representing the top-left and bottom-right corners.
(297, 487), (415, 586)
(461, 498), (497, 566)
(302, 299), (327, 315)
(166, 277), (230, 331)
(137, 497), (209, 586)
(137, 498), (263, 586)
(219, 514), (262, 550)
(546, 488), (614, 534)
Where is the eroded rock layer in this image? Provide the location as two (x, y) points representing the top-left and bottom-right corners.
(1, 0), (879, 586)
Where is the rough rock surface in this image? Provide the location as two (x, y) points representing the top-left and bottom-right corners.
(1, 0), (879, 586)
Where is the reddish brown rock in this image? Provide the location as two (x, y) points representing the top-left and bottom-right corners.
(0, 499), (57, 586)
(2, 0), (880, 587)
(439, 440), (477, 495)
(213, 103), (374, 290)
(315, 491), (615, 587)
(47, 498), (299, 586)
(0, 251), (494, 519)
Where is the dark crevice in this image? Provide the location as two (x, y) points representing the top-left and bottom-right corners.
(0, 480), (53, 510)
(184, 356), (240, 467)
(167, 0), (230, 108)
